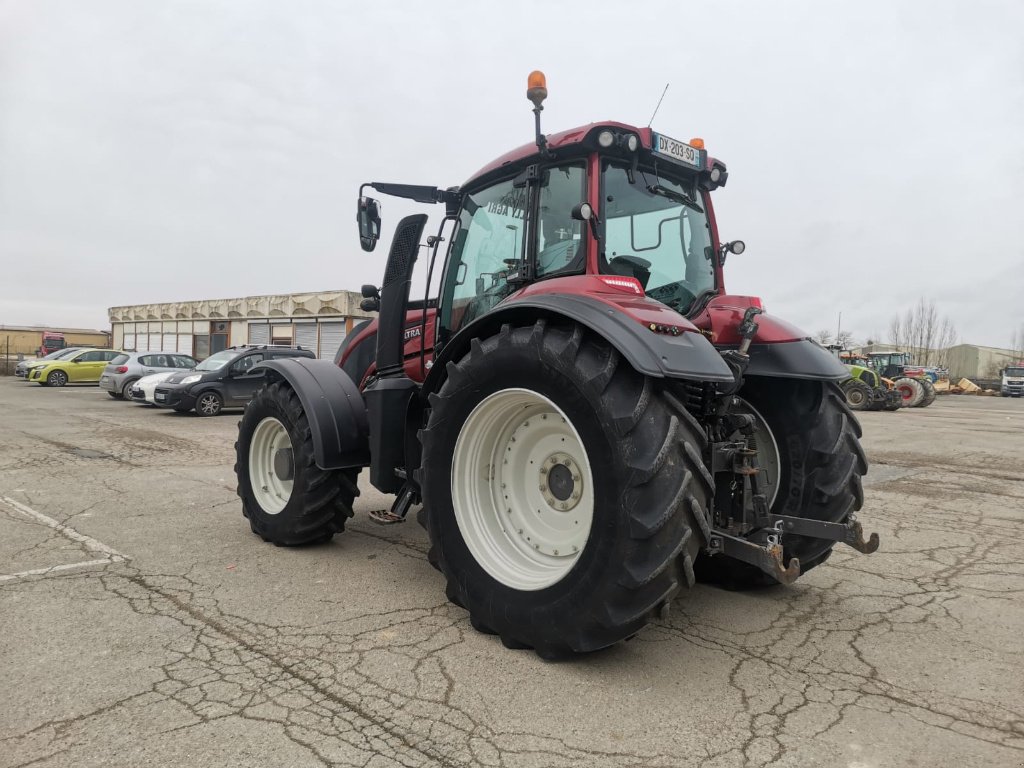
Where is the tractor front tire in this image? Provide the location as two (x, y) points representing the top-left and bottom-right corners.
(894, 377), (924, 407)
(695, 377), (867, 588)
(916, 379), (937, 408)
(841, 379), (872, 411)
(420, 321), (710, 657)
(236, 381), (359, 546)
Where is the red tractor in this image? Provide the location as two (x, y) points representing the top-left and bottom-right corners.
(235, 73), (877, 658)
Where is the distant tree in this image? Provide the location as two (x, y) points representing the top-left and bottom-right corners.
(889, 297), (957, 366)
(814, 329), (833, 345)
(836, 330), (855, 349)
(1011, 324), (1024, 361)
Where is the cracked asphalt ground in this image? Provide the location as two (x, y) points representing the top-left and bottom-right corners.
(1, 380), (1022, 768)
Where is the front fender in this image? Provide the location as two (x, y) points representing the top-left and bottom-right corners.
(728, 339), (850, 382)
(255, 359), (370, 470)
(424, 293), (734, 395)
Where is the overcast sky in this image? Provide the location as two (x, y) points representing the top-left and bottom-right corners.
(1, 0), (1022, 347)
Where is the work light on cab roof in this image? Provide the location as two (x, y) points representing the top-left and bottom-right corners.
(238, 69), (878, 660)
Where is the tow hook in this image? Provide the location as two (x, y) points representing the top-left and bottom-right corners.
(707, 525), (802, 585)
(772, 513), (880, 555)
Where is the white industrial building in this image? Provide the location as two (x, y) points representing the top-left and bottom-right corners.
(108, 289), (374, 361)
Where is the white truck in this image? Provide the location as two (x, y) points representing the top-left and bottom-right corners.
(1001, 364), (1024, 397)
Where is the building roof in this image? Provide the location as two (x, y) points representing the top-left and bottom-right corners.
(109, 289), (374, 323)
(946, 343), (1019, 355)
(0, 324), (110, 335)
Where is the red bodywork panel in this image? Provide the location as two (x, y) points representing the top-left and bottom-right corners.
(341, 310), (437, 387)
(691, 295), (808, 346)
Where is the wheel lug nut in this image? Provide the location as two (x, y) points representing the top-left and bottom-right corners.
(540, 485), (547, 492)
(540, 467), (548, 475)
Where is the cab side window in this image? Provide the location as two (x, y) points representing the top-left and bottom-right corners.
(79, 351), (102, 362)
(536, 163), (586, 278)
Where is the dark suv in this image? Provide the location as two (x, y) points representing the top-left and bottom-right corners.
(153, 345), (315, 416)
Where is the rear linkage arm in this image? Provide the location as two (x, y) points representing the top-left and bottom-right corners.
(700, 307), (879, 583)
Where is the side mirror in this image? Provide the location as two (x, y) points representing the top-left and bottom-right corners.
(357, 196), (381, 252)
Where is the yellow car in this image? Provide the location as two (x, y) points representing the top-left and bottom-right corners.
(29, 348), (125, 387)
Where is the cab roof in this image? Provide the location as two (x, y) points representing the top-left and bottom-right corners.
(464, 121), (654, 188)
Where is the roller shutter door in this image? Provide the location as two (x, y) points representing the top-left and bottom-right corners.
(149, 334), (162, 352)
(135, 334), (149, 352)
(248, 322), (270, 346)
(177, 335), (193, 356)
(162, 333), (177, 352)
(295, 323), (318, 354)
(123, 334), (136, 351)
(318, 322), (346, 360)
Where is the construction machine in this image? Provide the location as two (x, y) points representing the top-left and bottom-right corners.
(867, 352), (937, 407)
(233, 72), (878, 657)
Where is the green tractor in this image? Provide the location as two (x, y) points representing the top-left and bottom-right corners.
(836, 351), (902, 411)
(866, 352), (936, 408)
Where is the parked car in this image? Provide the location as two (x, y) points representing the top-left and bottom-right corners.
(128, 371), (177, 405)
(28, 349), (124, 386)
(153, 345), (315, 416)
(99, 351), (198, 400)
(15, 347), (86, 378)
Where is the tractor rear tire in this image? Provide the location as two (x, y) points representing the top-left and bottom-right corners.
(236, 381), (359, 546)
(695, 377), (867, 588)
(916, 379), (936, 408)
(841, 379), (872, 411)
(420, 321), (710, 657)
(894, 377), (924, 407)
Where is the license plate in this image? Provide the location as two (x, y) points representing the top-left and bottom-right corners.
(652, 133), (703, 168)
(155, 393), (165, 401)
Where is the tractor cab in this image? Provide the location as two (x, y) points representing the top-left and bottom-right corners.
(867, 352), (911, 379)
(353, 72), (746, 376)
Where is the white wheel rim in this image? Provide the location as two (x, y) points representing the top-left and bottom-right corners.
(730, 397), (781, 507)
(451, 388), (594, 591)
(249, 417), (293, 514)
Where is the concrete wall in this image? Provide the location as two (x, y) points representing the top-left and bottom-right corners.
(946, 345), (1019, 380)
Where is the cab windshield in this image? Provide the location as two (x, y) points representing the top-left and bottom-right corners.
(1006, 367), (1024, 377)
(195, 349), (236, 371)
(600, 161), (715, 315)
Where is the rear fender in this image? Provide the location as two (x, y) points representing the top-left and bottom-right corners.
(694, 295), (849, 382)
(423, 292), (734, 396)
(256, 359), (370, 470)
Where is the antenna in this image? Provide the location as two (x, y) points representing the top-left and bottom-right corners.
(647, 83), (670, 127)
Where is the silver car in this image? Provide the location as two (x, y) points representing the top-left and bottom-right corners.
(99, 351), (198, 399)
(14, 347), (86, 378)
